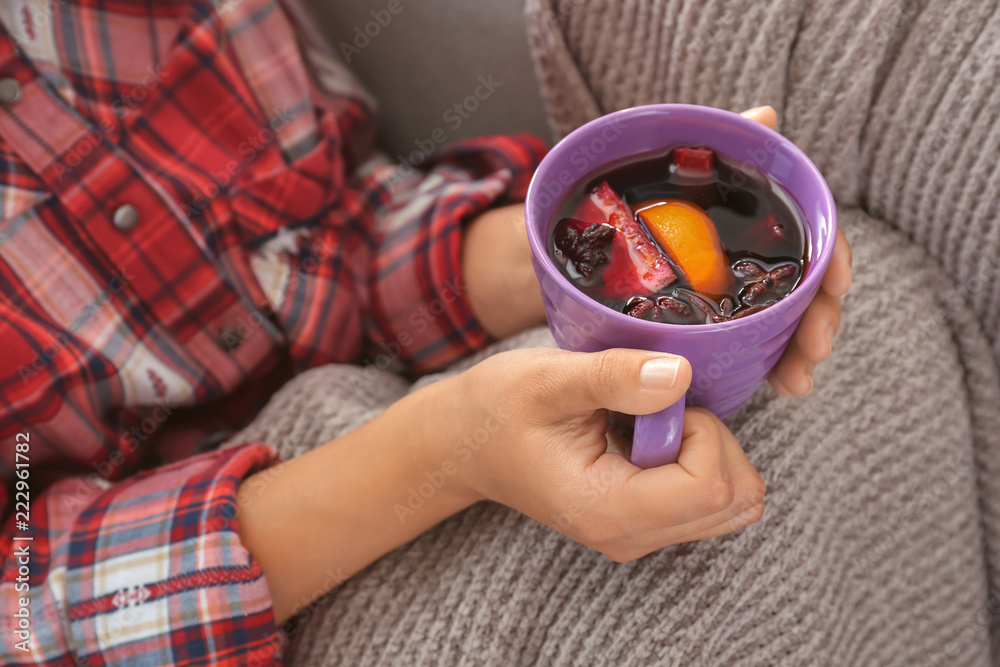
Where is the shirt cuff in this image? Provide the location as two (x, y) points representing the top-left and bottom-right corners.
(58, 443), (283, 665)
(365, 133), (547, 373)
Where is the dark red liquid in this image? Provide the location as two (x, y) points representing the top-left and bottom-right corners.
(549, 148), (808, 325)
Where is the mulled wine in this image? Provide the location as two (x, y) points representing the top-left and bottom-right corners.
(549, 147), (807, 325)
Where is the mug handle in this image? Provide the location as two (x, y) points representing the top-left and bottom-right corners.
(631, 394), (685, 468)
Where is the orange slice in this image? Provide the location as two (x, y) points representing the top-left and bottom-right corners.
(638, 200), (732, 297)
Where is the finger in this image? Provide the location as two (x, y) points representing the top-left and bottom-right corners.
(601, 496), (766, 562)
(740, 105), (778, 130)
(792, 289), (841, 363)
(659, 410), (763, 533)
(768, 337), (813, 396)
(671, 501), (765, 544)
(675, 408), (731, 481)
(591, 409), (728, 505)
(629, 497), (767, 557)
(821, 228), (852, 297)
(543, 348), (692, 417)
(614, 410), (757, 527)
(612, 411), (765, 537)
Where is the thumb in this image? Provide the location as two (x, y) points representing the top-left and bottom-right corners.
(547, 349), (691, 416)
(740, 105), (778, 130)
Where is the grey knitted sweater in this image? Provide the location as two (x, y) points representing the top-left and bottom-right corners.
(228, 1), (1000, 665)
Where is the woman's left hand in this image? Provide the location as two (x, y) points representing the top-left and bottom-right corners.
(462, 202), (547, 339)
(738, 107), (853, 396)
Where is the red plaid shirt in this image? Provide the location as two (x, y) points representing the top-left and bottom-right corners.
(0, 1), (544, 664)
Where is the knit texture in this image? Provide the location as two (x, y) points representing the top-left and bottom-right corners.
(230, 212), (999, 666)
(526, 0), (1000, 363)
(227, 1), (1000, 664)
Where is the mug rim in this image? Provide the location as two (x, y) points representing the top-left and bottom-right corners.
(524, 103), (838, 334)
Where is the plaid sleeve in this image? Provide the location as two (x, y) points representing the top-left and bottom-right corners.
(0, 443), (284, 666)
(360, 134), (547, 372)
(280, 2), (547, 372)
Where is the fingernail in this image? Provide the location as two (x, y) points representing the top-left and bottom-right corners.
(804, 362), (815, 394)
(640, 357), (682, 391)
(740, 105), (770, 117)
(825, 324), (835, 355)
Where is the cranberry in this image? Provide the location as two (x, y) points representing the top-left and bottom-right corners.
(554, 218), (616, 279)
(624, 296), (657, 320)
(656, 296), (692, 318)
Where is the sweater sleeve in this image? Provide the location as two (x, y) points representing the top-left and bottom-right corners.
(0, 443), (285, 666)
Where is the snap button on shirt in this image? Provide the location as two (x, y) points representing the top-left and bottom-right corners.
(112, 203), (140, 231)
(0, 77), (21, 104)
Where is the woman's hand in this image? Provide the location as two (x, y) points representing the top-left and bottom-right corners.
(767, 225), (850, 395)
(431, 347), (766, 562)
(238, 346), (763, 624)
(738, 106), (853, 396)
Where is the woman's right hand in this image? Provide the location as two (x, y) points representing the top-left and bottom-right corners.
(426, 347), (766, 562)
(239, 346), (764, 623)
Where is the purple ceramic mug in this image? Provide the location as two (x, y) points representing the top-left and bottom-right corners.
(525, 104), (837, 468)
